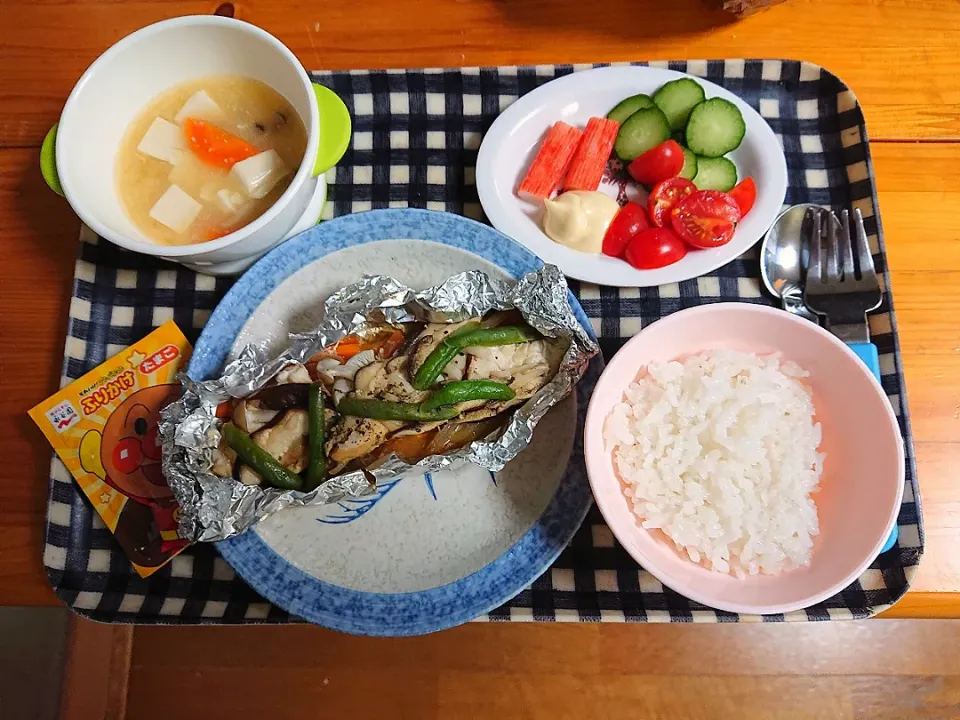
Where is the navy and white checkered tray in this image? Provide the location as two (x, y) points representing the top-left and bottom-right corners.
(44, 60), (923, 623)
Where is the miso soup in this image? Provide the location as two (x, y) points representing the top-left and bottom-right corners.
(116, 75), (308, 246)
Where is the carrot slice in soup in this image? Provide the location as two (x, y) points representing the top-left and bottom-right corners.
(204, 227), (236, 241)
(183, 117), (259, 170)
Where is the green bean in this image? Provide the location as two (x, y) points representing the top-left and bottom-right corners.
(421, 380), (516, 411)
(411, 321), (482, 390)
(448, 325), (540, 348)
(305, 383), (327, 491)
(221, 423), (303, 491)
(336, 396), (459, 422)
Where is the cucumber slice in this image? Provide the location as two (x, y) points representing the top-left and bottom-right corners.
(607, 94), (655, 125)
(613, 107), (671, 161)
(653, 78), (706, 132)
(678, 146), (698, 181)
(685, 98), (746, 158)
(692, 156), (737, 191)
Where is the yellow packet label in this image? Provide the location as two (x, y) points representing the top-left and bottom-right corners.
(30, 320), (193, 577)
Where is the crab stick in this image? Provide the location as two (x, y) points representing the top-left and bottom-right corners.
(563, 117), (619, 192)
(517, 121), (583, 199)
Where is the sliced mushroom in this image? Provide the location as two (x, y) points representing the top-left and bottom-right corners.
(317, 350), (378, 401)
(276, 362), (312, 385)
(211, 438), (237, 478)
(342, 349), (377, 375)
(353, 360), (383, 392)
(233, 399), (280, 434)
(252, 409), (310, 474)
(355, 356), (429, 404)
(315, 357), (344, 376)
(408, 319), (478, 376)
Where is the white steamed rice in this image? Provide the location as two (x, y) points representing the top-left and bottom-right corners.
(604, 350), (824, 577)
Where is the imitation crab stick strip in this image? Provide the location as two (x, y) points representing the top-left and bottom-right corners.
(517, 121), (584, 199)
(183, 117), (260, 170)
(563, 117), (620, 192)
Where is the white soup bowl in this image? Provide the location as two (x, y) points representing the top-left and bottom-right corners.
(55, 15), (321, 274)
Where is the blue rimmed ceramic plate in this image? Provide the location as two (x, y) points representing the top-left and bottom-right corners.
(189, 209), (602, 636)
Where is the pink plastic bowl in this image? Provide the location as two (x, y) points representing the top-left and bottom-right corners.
(583, 303), (904, 615)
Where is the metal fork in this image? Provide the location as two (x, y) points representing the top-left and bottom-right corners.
(803, 207), (882, 344)
(804, 207), (897, 553)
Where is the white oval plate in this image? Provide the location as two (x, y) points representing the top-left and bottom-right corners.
(476, 66), (788, 287)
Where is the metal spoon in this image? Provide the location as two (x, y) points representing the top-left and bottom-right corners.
(760, 203), (840, 324)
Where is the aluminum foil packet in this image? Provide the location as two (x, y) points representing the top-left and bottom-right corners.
(160, 264), (598, 542)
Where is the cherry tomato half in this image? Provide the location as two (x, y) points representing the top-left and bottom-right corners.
(602, 202), (651, 257)
(624, 228), (688, 269)
(728, 177), (757, 217)
(671, 190), (742, 249)
(627, 140), (685, 186)
(648, 177), (697, 228)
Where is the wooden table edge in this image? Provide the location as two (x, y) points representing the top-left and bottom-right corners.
(29, 589), (959, 620)
(58, 616), (132, 720)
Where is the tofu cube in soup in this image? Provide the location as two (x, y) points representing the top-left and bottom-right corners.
(149, 185), (202, 234)
(137, 118), (185, 165)
(174, 90), (224, 125)
(231, 150), (289, 199)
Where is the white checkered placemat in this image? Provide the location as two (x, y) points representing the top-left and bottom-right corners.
(43, 60), (922, 623)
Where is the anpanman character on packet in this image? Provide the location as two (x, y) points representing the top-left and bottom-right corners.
(30, 320), (192, 577)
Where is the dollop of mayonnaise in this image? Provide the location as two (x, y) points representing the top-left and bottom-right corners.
(542, 191), (621, 254)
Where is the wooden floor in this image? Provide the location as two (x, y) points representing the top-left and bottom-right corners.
(118, 621), (960, 720)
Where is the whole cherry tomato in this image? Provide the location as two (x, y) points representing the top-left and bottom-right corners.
(624, 227), (688, 269)
(627, 140), (685, 185)
(602, 202), (651, 257)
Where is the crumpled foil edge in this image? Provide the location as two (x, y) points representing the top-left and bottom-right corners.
(160, 264), (598, 542)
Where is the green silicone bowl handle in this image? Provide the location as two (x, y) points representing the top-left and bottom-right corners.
(41, 123), (64, 197)
(312, 83), (352, 177)
(42, 87), (349, 196)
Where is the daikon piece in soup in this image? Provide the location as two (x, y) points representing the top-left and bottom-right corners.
(116, 75), (308, 246)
